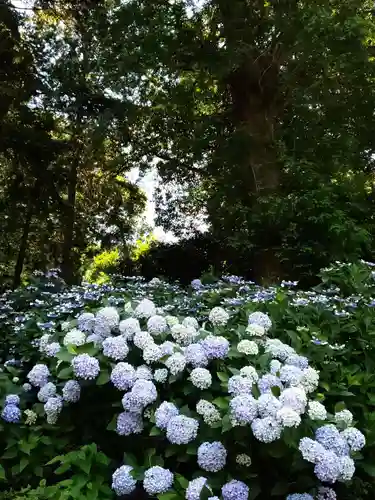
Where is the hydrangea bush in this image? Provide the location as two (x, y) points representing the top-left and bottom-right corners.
(0, 262), (374, 498)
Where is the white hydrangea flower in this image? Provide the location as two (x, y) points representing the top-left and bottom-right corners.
(246, 324), (265, 337)
(300, 367), (319, 393)
(61, 321), (71, 332)
(154, 368), (168, 383)
(147, 315), (168, 336)
(335, 409), (353, 428)
(308, 401), (327, 421)
(119, 318), (141, 340)
(134, 299), (156, 319)
(143, 343), (164, 364)
(276, 406), (301, 428)
(171, 324), (198, 346)
(165, 353), (186, 375)
(237, 340), (258, 355)
(190, 368), (212, 389)
(133, 331), (154, 350)
(279, 387), (307, 414)
(63, 329), (86, 347)
(182, 317), (199, 329)
(236, 454), (252, 467)
(165, 315), (179, 327)
(196, 400), (221, 426)
(240, 366), (259, 383)
(96, 306), (120, 330)
(209, 307), (229, 326)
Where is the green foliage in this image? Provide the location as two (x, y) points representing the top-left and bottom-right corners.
(84, 248), (120, 284)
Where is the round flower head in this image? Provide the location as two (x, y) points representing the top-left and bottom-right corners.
(5, 394), (20, 406)
(265, 338), (294, 361)
(147, 315), (168, 336)
(45, 342), (61, 357)
(133, 331), (154, 350)
(279, 365), (303, 386)
(27, 364), (50, 387)
(96, 306), (119, 330)
(228, 375), (253, 395)
(190, 368), (212, 389)
(166, 415), (199, 444)
(119, 317), (141, 340)
(127, 379), (157, 409)
(201, 335), (229, 360)
(102, 336), (129, 360)
(165, 353), (186, 375)
(44, 396), (63, 424)
(160, 340), (176, 356)
(221, 480), (249, 500)
(62, 380), (81, 403)
(308, 401), (327, 421)
(300, 367), (319, 393)
(257, 393), (282, 418)
(299, 437), (326, 464)
(314, 450), (341, 483)
(171, 324), (198, 346)
(246, 324), (265, 337)
(338, 455), (355, 481)
(191, 279), (203, 290)
(111, 362), (136, 390)
(251, 417), (282, 443)
(286, 495), (313, 500)
(135, 365), (153, 381)
(63, 328), (86, 347)
(116, 411), (143, 435)
(143, 466), (173, 495)
(71, 354), (100, 380)
(134, 299), (156, 319)
(209, 307), (229, 326)
(77, 312), (95, 332)
(237, 340), (258, 355)
(230, 395), (258, 424)
(334, 409), (353, 428)
(182, 316), (199, 329)
(248, 311), (272, 331)
(155, 402), (179, 430)
(186, 477), (211, 500)
(341, 427), (366, 451)
(285, 354), (309, 370)
(197, 441), (227, 472)
(23, 383), (32, 392)
(37, 382), (57, 403)
(2, 404), (21, 423)
(112, 465), (136, 496)
(240, 365), (259, 383)
(143, 343), (164, 364)
(315, 425), (349, 455)
(196, 400), (221, 425)
(165, 315), (179, 327)
(317, 487), (337, 500)
(269, 359), (282, 375)
(39, 333), (52, 353)
(184, 343), (208, 367)
(279, 387), (307, 414)
(154, 368), (168, 383)
(236, 453), (252, 467)
(276, 406), (301, 427)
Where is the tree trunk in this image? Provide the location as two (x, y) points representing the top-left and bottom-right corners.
(61, 158), (78, 284)
(13, 204), (32, 289)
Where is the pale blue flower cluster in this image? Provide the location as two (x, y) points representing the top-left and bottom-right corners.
(201, 335), (229, 359)
(2, 394), (21, 423)
(155, 402), (179, 430)
(62, 380), (81, 403)
(102, 336), (129, 360)
(27, 364), (50, 387)
(111, 362), (135, 390)
(37, 382), (57, 403)
(71, 354), (100, 380)
(143, 466), (173, 495)
(116, 411), (143, 435)
(221, 480), (249, 500)
(166, 415), (199, 444)
(112, 465), (136, 496)
(197, 441), (227, 472)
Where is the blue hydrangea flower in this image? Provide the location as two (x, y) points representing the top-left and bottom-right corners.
(197, 441), (227, 472)
(155, 402), (179, 430)
(279, 365), (303, 386)
(78, 312), (95, 332)
(315, 425), (349, 456)
(228, 375), (253, 395)
(71, 354), (100, 380)
(201, 335), (229, 360)
(37, 382), (57, 403)
(285, 354), (309, 370)
(27, 364), (50, 387)
(251, 417), (282, 443)
(299, 437), (326, 463)
(112, 465), (136, 496)
(257, 374), (283, 394)
(44, 396), (63, 424)
(45, 342), (61, 357)
(229, 395), (257, 424)
(341, 427), (366, 451)
(221, 480), (249, 500)
(257, 393), (282, 418)
(314, 450), (341, 483)
(62, 380), (81, 403)
(166, 415), (199, 444)
(5, 394), (20, 406)
(116, 411), (143, 435)
(184, 343), (208, 367)
(2, 404), (21, 423)
(143, 466), (173, 495)
(102, 336), (129, 361)
(248, 311), (272, 330)
(111, 362), (136, 390)
(286, 495), (314, 500)
(119, 317), (141, 340)
(316, 487), (337, 500)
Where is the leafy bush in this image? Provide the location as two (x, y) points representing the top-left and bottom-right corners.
(1, 263), (375, 499)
